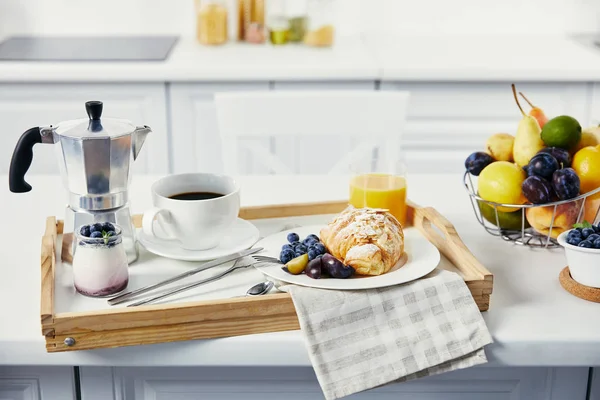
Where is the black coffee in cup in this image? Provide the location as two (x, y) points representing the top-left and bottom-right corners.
(169, 192), (224, 201)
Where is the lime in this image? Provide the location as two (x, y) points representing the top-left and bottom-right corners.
(541, 115), (582, 150)
(478, 201), (529, 230)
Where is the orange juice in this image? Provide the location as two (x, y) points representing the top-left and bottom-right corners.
(349, 174), (407, 226)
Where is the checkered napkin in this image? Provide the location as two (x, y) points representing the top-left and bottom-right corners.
(286, 269), (492, 400)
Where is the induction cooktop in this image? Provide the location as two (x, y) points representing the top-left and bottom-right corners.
(0, 36), (179, 61)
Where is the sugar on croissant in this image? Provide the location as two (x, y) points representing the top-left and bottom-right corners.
(319, 206), (405, 276)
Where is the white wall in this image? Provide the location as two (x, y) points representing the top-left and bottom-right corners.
(0, 0), (599, 39)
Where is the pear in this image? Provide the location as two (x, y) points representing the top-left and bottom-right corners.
(512, 84), (545, 167)
(485, 133), (515, 162)
(519, 91), (549, 129)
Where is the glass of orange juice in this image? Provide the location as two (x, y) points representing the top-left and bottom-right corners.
(349, 159), (408, 226)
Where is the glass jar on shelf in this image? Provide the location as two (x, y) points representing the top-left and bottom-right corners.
(304, 0), (335, 47)
(286, 0), (307, 42)
(268, 0), (289, 45)
(239, 0), (266, 43)
(196, 0), (229, 46)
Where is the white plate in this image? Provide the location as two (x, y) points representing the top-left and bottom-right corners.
(137, 218), (260, 262)
(254, 225), (441, 290)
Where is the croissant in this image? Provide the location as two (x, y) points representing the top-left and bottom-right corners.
(319, 206), (405, 276)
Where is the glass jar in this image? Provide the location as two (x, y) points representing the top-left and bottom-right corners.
(286, 0), (307, 42)
(239, 0), (266, 43)
(196, 0), (229, 45)
(73, 223), (129, 297)
(304, 0), (335, 47)
(268, 0), (289, 45)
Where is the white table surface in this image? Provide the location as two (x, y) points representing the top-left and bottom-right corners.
(1, 173), (599, 367)
(2, 35), (600, 82)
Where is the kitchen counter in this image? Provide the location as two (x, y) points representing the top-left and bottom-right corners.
(2, 35), (600, 82)
(1, 173), (600, 367)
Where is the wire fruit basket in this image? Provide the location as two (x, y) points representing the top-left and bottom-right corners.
(464, 172), (600, 248)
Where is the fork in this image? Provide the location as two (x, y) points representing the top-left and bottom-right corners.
(253, 255), (283, 264)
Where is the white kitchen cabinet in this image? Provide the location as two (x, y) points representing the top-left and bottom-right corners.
(271, 81), (377, 175)
(381, 82), (591, 173)
(0, 83), (169, 176)
(0, 366), (76, 399)
(170, 82), (377, 175)
(79, 366), (588, 400)
(169, 82), (270, 175)
(590, 83), (600, 123)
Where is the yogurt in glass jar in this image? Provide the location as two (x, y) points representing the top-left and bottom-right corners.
(73, 223), (129, 297)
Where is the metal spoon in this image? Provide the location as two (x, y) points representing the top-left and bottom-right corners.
(246, 281), (274, 296)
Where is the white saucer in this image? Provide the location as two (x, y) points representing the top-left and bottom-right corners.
(137, 218), (260, 262)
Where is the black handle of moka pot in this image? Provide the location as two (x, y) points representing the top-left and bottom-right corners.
(9, 127), (42, 193)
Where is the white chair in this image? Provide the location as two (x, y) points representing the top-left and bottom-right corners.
(214, 91), (410, 175)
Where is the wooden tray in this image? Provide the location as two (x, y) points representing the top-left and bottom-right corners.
(40, 201), (493, 352)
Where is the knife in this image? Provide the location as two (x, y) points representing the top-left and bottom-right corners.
(107, 247), (263, 305)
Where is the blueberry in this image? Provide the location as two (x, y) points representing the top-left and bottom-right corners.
(568, 229), (582, 239)
(594, 239), (600, 249)
(579, 240), (594, 248)
(587, 233), (600, 243)
(106, 230), (116, 237)
(567, 236), (582, 246)
(281, 244), (293, 252)
(306, 234), (319, 242)
(287, 233), (300, 243)
(303, 237), (318, 247)
(79, 225), (91, 237)
(308, 250), (318, 261)
(582, 228), (595, 239)
(280, 249), (295, 264)
(312, 243), (326, 255)
(90, 223), (103, 233)
(594, 225), (600, 233)
(295, 244), (307, 253)
(90, 231), (103, 239)
(102, 222), (115, 232)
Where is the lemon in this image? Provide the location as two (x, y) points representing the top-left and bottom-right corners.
(573, 146), (600, 199)
(478, 161), (527, 212)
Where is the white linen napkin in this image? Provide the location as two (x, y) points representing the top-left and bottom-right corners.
(287, 269), (492, 400)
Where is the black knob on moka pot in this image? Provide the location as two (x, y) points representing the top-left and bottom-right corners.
(86, 101), (103, 132)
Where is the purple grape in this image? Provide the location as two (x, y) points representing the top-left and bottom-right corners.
(527, 153), (559, 180)
(305, 257), (322, 279)
(538, 147), (572, 168)
(552, 168), (580, 200)
(465, 152), (494, 176)
(522, 176), (553, 204)
(321, 254), (354, 279)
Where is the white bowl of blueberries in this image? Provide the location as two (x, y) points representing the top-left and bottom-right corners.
(557, 222), (600, 288)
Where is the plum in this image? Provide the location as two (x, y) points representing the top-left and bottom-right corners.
(526, 153), (559, 180)
(465, 152), (494, 176)
(538, 147), (572, 168)
(522, 176), (553, 204)
(321, 254), (355, 279)
(305, 257), (322, 279)
(552, 168), (580, 200)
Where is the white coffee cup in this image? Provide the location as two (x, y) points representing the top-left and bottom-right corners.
(142, 173), (240, 250)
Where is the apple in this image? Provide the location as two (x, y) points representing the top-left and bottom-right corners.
(526, 199), (582, 239)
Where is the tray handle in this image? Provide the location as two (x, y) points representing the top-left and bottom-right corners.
(412, 206), (492, 283)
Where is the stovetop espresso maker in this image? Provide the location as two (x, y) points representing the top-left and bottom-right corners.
(9, 101), (151, 263)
